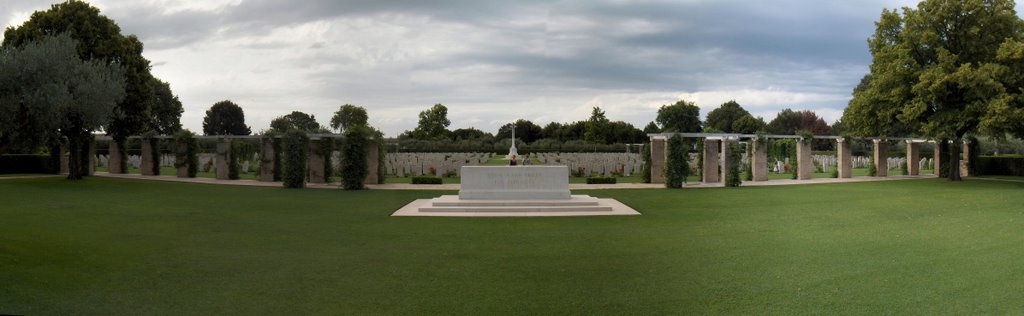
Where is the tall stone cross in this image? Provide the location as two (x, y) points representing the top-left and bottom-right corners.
(507, 121), (519, 159)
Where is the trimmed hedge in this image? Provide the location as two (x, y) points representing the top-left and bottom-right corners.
(0, 154), (53, 174)
(411, 176), (442, 184)
(341, 126), (371, 190)
(585, 176), (616, 184)
(282, 130), (309, 188)
(974, 156), (1024, 176)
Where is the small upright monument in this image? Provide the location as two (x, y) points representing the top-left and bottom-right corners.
(506, 121), (519, 160)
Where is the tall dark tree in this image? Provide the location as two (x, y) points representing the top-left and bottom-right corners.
(4, 0), (156, 143)
(271, 111), (322, 133)
(642, 121), (660, 134)
(705, 100), (751, 133)
(844, 0), (1023, 181)
(656, 100), (702, 133)
(451, 128), (490, 141)
(330, 104), (368, 133)
(202, 100), (251, 136)
(497, 119), (543, 143)
(151, 78), (183, 134)
(585, 107), (611, 144)
(541, 122), (564, 140)
(767, 109), (803, 135)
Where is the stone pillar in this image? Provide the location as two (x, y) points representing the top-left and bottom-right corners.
(176, 140), (189, 178)
(702, 139), (720, 183)
(906, 142), (920, 176)
(260, 138), (276, 182)
(649, 137), (667, 184)
(796, 139), (812, 180)
(215, 139), (231, 180)
(108, 140), (124, 174)
(873, 139), (888, 177)
(59, 143), (70, 174)
(933, 141), (942, 175)
(751, 138), (768, 181)
(364, 141), (380, 185)
(837, 138), (852, 178)
(87, 139), (96, 176)
(141, 139), (155, 176)
(720, 139), (732, 185)
(308, 139), (326, 183)
(960, 140), (971, 177)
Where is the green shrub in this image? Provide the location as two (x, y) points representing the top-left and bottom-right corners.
(341, 126), (371, 190)
(411, 176), (442, 184)
(867, 157), (876, 177)
(640, 143), (652, 183)
(228, 140), (240, 180)
(900, 160), (908, 175)
(174, 130), (199, 177)
(283, 130), (309, 188)
(975, 156), (1024, 176)
(586, 176), (617, 184)
(831, 168), (838, 178)
(0, 154), (52, 174)
(664, 134), (689, 188)
(725, 142), (742, 187)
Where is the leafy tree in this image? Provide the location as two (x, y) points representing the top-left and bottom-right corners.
(340, 125), (372, 190)
(282, 129), (308, 188)
(844, 0), (1022, 181)
(330, 104), (368, 133)
(271, 111), (322, 133)
(642, 121), (660, 134)
(202, 100), (251, 136)
(0, 34), (125, 179)
(732, 115), (767, 134)
(410, 104), (451, 140)
(497, 119), (543, 143)
(705, 100), (751, 133)
(609, 121), (645, 143)
(657, 100), (702, 133)
(4, 0), (155, 144)
(151, 78), (183, 135)
(540, 122), (563, 140)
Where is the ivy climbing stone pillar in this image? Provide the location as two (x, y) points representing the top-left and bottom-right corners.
(959, 140), (971, 177)
(837, 138), (852, 178)
(59, 143), (69, 174)
(649, 136), (667, 184)
(702, 138), (720, 183)
(108, 140), (124, 174)
(141, 138), (155, 176)
(873, 139), (888, 177)
(933, 140), (941, 175)
(751, 138), (768, 181)
(215, 138), (231, 180)
(796, 138), (812, 180)
(906, 141), (920, 176)
(363, 141), (380, 185)
(87, 139), (96, 176)
(720, 138), (733, 185)
(308, 139), (326, 183)
(176, 139), (189, 178)
(260, 137), (275, 182)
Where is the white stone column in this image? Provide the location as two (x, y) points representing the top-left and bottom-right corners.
(837, 138), (852, 178)
(873, 139), (888, 177)
(796, 138), (812, 180)
(260, 137), (276, 182)
(959, 140), (971, 177)
(141, 139), (155, 176)
(720, 139), (732, 185)
(108, 140), (124, 174)
(308, 139), (326, 183)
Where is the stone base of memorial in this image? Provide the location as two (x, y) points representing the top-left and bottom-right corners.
(392, 166), (640, 217)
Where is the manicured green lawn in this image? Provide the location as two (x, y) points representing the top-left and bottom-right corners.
(2, 177), (1023, 314)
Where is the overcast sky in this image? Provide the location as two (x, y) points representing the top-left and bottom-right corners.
(4, 0), (993, 137)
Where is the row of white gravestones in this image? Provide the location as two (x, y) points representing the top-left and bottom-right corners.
(533, 152), (643, 177)
(385, 153), (494, 177)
